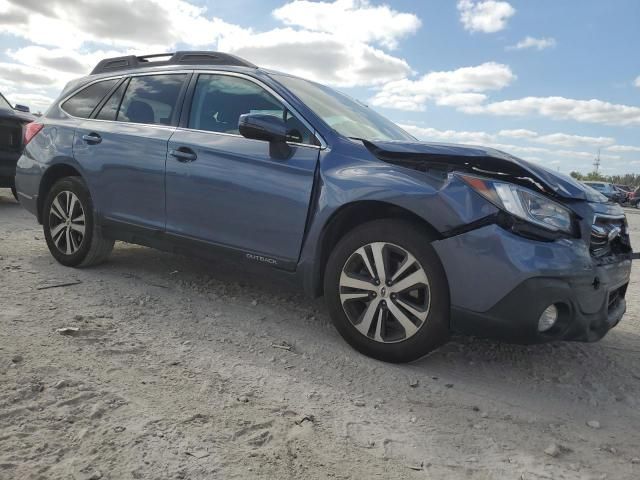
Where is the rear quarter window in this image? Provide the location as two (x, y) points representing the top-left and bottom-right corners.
(61, 79), (119, 118)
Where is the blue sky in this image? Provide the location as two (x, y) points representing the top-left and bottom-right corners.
(1, 0), (638, 174)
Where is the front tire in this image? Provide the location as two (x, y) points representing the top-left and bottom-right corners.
(324, 219), (450, 363)
(43, 177), (114, 267)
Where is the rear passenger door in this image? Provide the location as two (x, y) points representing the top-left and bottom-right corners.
(165, 73), (321, 266)
(72, 73), (189, 230)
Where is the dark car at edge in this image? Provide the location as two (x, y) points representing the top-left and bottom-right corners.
(14, 52), (634, 362)
(0, 92), (34, 199)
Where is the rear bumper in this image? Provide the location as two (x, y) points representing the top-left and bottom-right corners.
(433, 225), (632, 344)
(0, 150), (19, 184)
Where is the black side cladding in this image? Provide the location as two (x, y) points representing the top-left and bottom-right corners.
(361, 139), (555, 197)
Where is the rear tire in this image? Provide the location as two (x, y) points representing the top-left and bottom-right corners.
(324, 219), (450, 363)
(43, 177), (114, 267)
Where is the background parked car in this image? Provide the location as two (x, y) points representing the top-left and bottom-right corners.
(631, 187), (640, 208)
(613, 184), (632, 204)
(583, 181), (627, 204)
(0, 92), (34, 200)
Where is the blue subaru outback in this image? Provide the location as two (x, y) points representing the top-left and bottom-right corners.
(15, 52), (633, 362)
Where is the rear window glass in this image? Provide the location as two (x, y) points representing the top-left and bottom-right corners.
(61, 79), (119, 118)
(117, 74), (187, 126)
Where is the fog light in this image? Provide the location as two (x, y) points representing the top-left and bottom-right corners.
(538, 304), (558, 332)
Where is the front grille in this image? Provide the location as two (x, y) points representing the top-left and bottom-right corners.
(0, 124), (22, 152)
(590, 215), (631, 258)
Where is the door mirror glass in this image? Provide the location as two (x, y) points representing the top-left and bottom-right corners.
(238, 113), (288, 143)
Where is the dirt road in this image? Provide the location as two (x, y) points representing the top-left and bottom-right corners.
(1, 189), (639, 480)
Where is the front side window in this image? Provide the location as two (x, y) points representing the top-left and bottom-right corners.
(118, 74), (188, 126)
(188, 74), (315, 145)
(272, 73), (415, 142)
(61, 79), (119, 118)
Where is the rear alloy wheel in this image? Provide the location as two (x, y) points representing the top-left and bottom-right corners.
(43, 177), (114, 267)
(325, 219), (450, 363)
(49, 190), (86, 255)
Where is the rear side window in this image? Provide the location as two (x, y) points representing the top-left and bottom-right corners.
(95, 80), (128, 121)
(61, 79), (119, 118)
(188, 74), (315, 144)
(117, 74), (187, 126)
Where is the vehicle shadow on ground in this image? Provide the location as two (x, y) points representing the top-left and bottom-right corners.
(100, 243), (640, 411)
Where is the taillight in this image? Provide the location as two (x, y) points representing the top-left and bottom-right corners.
(23, 122), (44, 146)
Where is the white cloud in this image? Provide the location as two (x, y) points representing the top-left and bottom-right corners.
(606, 145), (640, 153)
(220, 28), (411, 87)
(370, 62), (515, 111)
(399, 124), (625, 172)
(498, 129), (538, 139)
(0, 0), (232, 49)
(0, 0), (416, 89)
(462, 96), (640, 127)
(635, 76), (640, 88)
(4, 92), (54, 113)
(498, 129), (613, 147)
(457, 0), (515, 33)
(507, 36), (556, 51)
(400, 124), (496, 144)
(533, 133), (615, 148)
(272, 0), (421, 50)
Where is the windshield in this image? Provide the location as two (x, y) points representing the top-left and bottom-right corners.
(0, 93), (12, 110)
(272, 74), (415, 142)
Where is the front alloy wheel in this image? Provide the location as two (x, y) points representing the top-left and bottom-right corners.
(324, 219), (450, 363)
(339, 242), (430, 343)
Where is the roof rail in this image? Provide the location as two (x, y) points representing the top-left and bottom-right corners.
(90, 51), (257, 75)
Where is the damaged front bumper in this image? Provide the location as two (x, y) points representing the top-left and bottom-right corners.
(433, 224), (633, 344)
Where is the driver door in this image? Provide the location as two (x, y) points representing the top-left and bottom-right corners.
(165, 73), (321, 267)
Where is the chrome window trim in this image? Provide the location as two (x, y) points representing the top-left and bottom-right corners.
(172, 127), (321, 151)
(58, 69), (327, 149)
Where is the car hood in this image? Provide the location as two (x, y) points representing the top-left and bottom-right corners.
(363, 139), (602, 202)
(0, 107), (35, 123)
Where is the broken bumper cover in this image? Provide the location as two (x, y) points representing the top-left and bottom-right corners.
(433, 224), (632, 344)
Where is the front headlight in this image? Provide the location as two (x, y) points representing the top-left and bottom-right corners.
(460, 174), (573, 233)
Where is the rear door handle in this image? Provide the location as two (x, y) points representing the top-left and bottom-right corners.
(170, 148), (197, 162)
(81, 133), (102, 144)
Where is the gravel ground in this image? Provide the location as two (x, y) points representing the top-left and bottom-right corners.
(1, 189), (639, 480)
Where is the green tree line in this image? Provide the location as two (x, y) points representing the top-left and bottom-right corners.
(570, 172), (640, 188)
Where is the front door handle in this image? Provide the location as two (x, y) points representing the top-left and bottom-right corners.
(82, 133), (102, 144)
(170, 148), (197, 162)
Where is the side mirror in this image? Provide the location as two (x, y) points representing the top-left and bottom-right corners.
(14, 104), (30, 113)
(238, 113), (288, 143)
